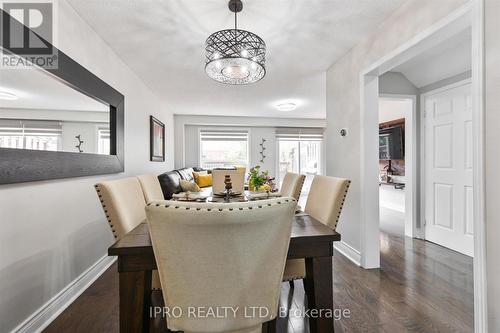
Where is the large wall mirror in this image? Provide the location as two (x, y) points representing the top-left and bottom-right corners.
(0, 9), (124, 184)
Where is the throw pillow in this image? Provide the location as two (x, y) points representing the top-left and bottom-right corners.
(180, 179), (201, 192)
(193, 172), (212, 188)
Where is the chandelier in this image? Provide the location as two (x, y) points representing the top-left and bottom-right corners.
(205, 0), (266, 85)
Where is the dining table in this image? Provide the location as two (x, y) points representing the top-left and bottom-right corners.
(108, 209), (341, 333)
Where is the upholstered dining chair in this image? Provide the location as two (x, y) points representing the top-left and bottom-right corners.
(282, 175), (351, 287)
(280, 172), (306, 201)
(146, 198), (296, 333)
(94, 177), (162, 289)
(137, 174), (165, 203)
(212, 168), (246, 194)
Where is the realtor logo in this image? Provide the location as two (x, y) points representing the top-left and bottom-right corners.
(1, 1), (58, 69)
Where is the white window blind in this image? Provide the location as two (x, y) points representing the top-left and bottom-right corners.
(200, 130), (249, 141)
(0, 119), (62, 151)
(275, 127), (324, 141)
(199, 129), (249, 169)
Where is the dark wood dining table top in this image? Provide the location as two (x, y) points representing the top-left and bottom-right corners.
(108, 213), (340, 257)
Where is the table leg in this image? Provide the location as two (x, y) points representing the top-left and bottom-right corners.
(305, 256), (334, 333)
(119, 270), (152, 333)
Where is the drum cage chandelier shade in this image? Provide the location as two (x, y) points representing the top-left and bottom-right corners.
(205, 0), (266, 85)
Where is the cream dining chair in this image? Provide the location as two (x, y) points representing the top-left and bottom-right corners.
(212, 168), (246, 194)
(137, 174), (165, 203)
(282, 175), (351, 286)
(280, 172), (306, 201)
(146, 198), (296, 333)
(94, 177), (162, 289)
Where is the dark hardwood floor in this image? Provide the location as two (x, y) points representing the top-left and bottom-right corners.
(43, 227), (473, 333)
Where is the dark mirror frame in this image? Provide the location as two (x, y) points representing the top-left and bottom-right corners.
(0, 9), (124, 184)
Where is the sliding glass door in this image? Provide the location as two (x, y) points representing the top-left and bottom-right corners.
(277, 128), (324, 205)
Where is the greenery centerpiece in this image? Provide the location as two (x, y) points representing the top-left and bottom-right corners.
(248, 166), (276, 192)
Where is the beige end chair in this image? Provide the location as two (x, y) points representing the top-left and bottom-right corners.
(146, 198), (296, 333)
(212, 169), (246, 194)
(137, 174), (164, 203)
(95, 177), (162, 289)
(283, 175), (351, 284)
(95, 177), (148, 240)
(280, 172), (306, 201)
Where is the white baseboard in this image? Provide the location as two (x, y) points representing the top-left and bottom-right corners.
(11, 255), (116, 333)
(334, 241), (361, 266)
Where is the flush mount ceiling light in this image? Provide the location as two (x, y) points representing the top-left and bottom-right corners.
(205, 0), (266, 85)
(275, 102), (297, 112)
(0, 91), (18, 100)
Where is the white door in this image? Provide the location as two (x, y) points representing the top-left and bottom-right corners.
(424, 82), (473, 256)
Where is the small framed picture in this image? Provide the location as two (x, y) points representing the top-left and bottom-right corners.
(150, 116), (165, 162)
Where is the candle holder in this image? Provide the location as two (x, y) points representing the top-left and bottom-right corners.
(224, 175), (232, 202)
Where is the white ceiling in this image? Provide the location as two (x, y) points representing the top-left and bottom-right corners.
(0, 62), (109, 112)
(67, 0), (408, 119)
(392, 27), (471, 88)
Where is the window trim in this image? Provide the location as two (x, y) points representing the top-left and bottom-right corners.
(197, 127), (251, 170)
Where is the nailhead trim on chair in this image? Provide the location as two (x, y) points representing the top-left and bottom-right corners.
(296, 176), (306, 201)
(100, 197), (296, 239)
(332, 180), (351, 230)
(151, 199), (296, 212)
(94, 184), (118, 239)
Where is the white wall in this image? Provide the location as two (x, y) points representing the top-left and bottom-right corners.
(325, 0), (468, 256)
(250, 127), (277, 176)
(379, 186), (405, 213)
(394, 32), (472, 88)
(378, 98), (411, 123)
(0, 1), (175, 332)
(420, 70), (472, 93)
(379, 72), (420, 96)
(485, 0), (500, 329)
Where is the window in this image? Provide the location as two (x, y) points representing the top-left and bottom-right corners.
(97, 127), (110, 155)
(276, 128), (324, 206)
(199, 129), (249, 169)
(0, 119), (62, 151)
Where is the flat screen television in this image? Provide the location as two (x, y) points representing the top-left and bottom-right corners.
(379, 126), (404, 160)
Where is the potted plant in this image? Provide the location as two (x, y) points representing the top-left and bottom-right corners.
(248, 166), (276, 192)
